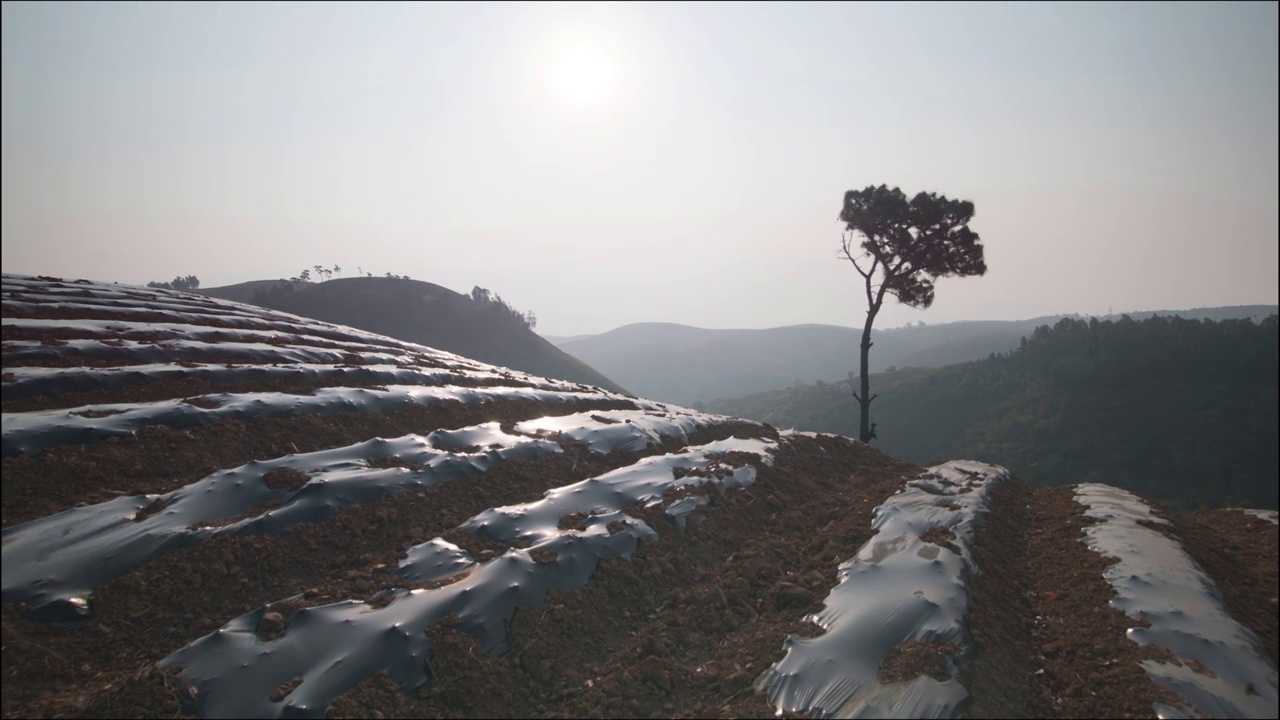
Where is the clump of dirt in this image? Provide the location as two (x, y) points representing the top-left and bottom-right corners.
(878, 639), (961, 683)
(256, 610), (289, 641)
(557, 512), (596, 531)
(181, 396), (222, 409)
(254, 599), (310, 642)
(70, 408), (123, 419)
(439, 528), (512, 562)
(270, 676), (304, 703)
(368, 456), (427, 471)
(262, 468), (311, 492)
(133, 497), (168, 522)
(673, 466), (714, 480)
(920, 525), (959, 554)
(1181, 657), (1216, 678)
(529, 550), (558, 565)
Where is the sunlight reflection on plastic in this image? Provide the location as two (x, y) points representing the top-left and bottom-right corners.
(158, 438), (776, 718)
(1075, 483), (1278, 719)
(755, 461), (1009, 719)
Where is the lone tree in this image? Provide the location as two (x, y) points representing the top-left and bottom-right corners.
(839, 185), (987, 443)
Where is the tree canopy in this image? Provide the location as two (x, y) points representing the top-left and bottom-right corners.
(839, 185), (986, 309)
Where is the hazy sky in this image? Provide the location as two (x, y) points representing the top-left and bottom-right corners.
(3, 1), (1277, 336)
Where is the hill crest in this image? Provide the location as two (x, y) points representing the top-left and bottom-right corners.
(199, 276), (628, 395)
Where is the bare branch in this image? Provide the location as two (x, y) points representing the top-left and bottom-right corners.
(841, 232), (876, 281)
(851, 256), (870, 280)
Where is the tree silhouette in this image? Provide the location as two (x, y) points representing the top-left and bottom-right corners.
(838, 185), (986, 443)
(146, 275), (200, 291)
(334, 264), (342, 279)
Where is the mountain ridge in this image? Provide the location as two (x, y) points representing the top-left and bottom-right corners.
(550, 306), (1278, 405)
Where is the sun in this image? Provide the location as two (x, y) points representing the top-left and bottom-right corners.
(547, 40), (618, 111)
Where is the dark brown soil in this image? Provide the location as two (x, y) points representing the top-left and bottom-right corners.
(1, 397), (638, 529)
(921, 525), (960, 554)
(0, 423), (772, 719)
(325, 434), (919, 719)
(2, 301), (291, 327)
(965, 478), (1048, 719)
(880, 640), (963, 684)
(1, 323), (380, 355)
(1169, 509), (1279, 663)
(1023, 486), (1191, 719)
(261, 467), (311, 492)
(1, 301), (411, 354)
(0, 365), (541, 413)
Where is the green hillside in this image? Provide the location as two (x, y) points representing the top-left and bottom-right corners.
(551, 307), (1277, 405)
(707, 314), (1279, 509)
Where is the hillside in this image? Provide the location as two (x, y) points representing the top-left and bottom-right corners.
(2, 274), (1277, 719)
(199, 277), (627, 394)
(550, 306), (1278, 405)
(708, 314), (1280, 510)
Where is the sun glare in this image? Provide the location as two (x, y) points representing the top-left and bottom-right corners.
(547, 41), (618, 111)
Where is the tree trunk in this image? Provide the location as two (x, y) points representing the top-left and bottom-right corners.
(858, 307), (878, 443)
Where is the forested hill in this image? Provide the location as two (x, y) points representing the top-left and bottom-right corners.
(199, 277), (627, 394)
(548, 306), (1277, 405)
(707, 314), (1279, 509)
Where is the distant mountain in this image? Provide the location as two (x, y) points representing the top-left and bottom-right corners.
(708, 313), (1280, 510)
(200, 277), (628, 394)
(551, 306), (1278, 405)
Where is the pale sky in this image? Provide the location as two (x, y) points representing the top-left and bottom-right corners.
(3, 1), (1277, 336)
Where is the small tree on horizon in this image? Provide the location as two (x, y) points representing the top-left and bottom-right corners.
(838, 184), (987, 443)
(146, 275), (200, 291)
